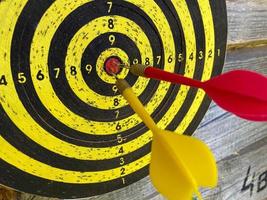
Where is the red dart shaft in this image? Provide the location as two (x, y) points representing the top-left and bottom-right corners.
(130, 64), (204, 88)
(128, 64), (267, 122)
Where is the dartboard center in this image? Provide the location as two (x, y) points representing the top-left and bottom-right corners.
(104, 56), (122, 76)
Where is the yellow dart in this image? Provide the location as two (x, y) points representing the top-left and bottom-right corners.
(116, 79), (218, 200)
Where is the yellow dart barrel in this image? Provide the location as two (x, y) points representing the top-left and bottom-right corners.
(116, 79), (159, 133)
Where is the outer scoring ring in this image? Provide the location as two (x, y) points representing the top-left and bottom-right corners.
(0, 0), (227, 198)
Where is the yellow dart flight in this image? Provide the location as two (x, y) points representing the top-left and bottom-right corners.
(116, 79), (218, 200)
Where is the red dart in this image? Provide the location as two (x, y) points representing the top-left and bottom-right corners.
(129, 64), (267, 122)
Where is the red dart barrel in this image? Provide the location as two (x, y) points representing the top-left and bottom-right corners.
(130, 64), (204, 88)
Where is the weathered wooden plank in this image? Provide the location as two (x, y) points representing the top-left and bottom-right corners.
(227, 0), (267, 45)
(0, 186), (17, 200)
(225, 45), (267, 74)
(202, 137), (267, 200)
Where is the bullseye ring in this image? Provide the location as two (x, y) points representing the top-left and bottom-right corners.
(104, 56), (123, 76)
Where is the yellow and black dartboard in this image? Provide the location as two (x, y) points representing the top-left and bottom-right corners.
(0, 0), (227, 198)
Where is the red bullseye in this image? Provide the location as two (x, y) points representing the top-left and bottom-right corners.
(104, 57), (122, 76)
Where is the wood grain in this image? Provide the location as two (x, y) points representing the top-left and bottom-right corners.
(202, 137), (267, 200)
(0, 186), (17, 200)
(226, 0), (267, 45)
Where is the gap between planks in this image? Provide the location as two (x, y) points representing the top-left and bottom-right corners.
(227, 39), (267, 51)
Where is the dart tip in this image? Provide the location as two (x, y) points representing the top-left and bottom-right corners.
(110, 73), (119, 79)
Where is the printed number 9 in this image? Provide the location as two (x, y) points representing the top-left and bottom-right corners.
(113, 85), (118, 94)
(86, 64), (93, 74)
(133, 58), (139, 65)
(109, 35), (116, 45)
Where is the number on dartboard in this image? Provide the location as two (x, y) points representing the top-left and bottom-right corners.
(0, 75), (7, 85)
(119, 146), (124, 154)
(109, 34), (116, 45)
(217, 49), (221, 57)
(112, 85), (118, 94)
(37, 70), (45, 81)
(178, 53), (184, 62)
(120, 157), (125, 165)
(156, 56), (161, 65)
(85, 64), (92, 74)
(168, 55), (173, 63)
(120, 168), (126, 176)
(189, 52), (194, 61)
(145, 57), (150, 65)
(108, 19), (114, 29)
(70, 66), (77, 76)
(114, 98), (119, 106)
(198, 51), (204, 60)
(53, 68), (60, 79)
(106, 1), (112, 13)
(117, 134), (123, 144)
(133, 58), (139, 65)
(208, 49), (213, 58)
(115, 110), (120, 119)
(116, 123), (122, 131)
(18, 72), (26, 84)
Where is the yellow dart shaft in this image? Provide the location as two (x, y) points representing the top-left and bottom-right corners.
(116, 79), (159, 133)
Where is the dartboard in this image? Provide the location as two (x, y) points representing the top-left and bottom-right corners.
(0, 0), (227, 198)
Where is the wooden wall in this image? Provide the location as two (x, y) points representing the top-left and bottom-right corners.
(2, 0), (267, 199)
